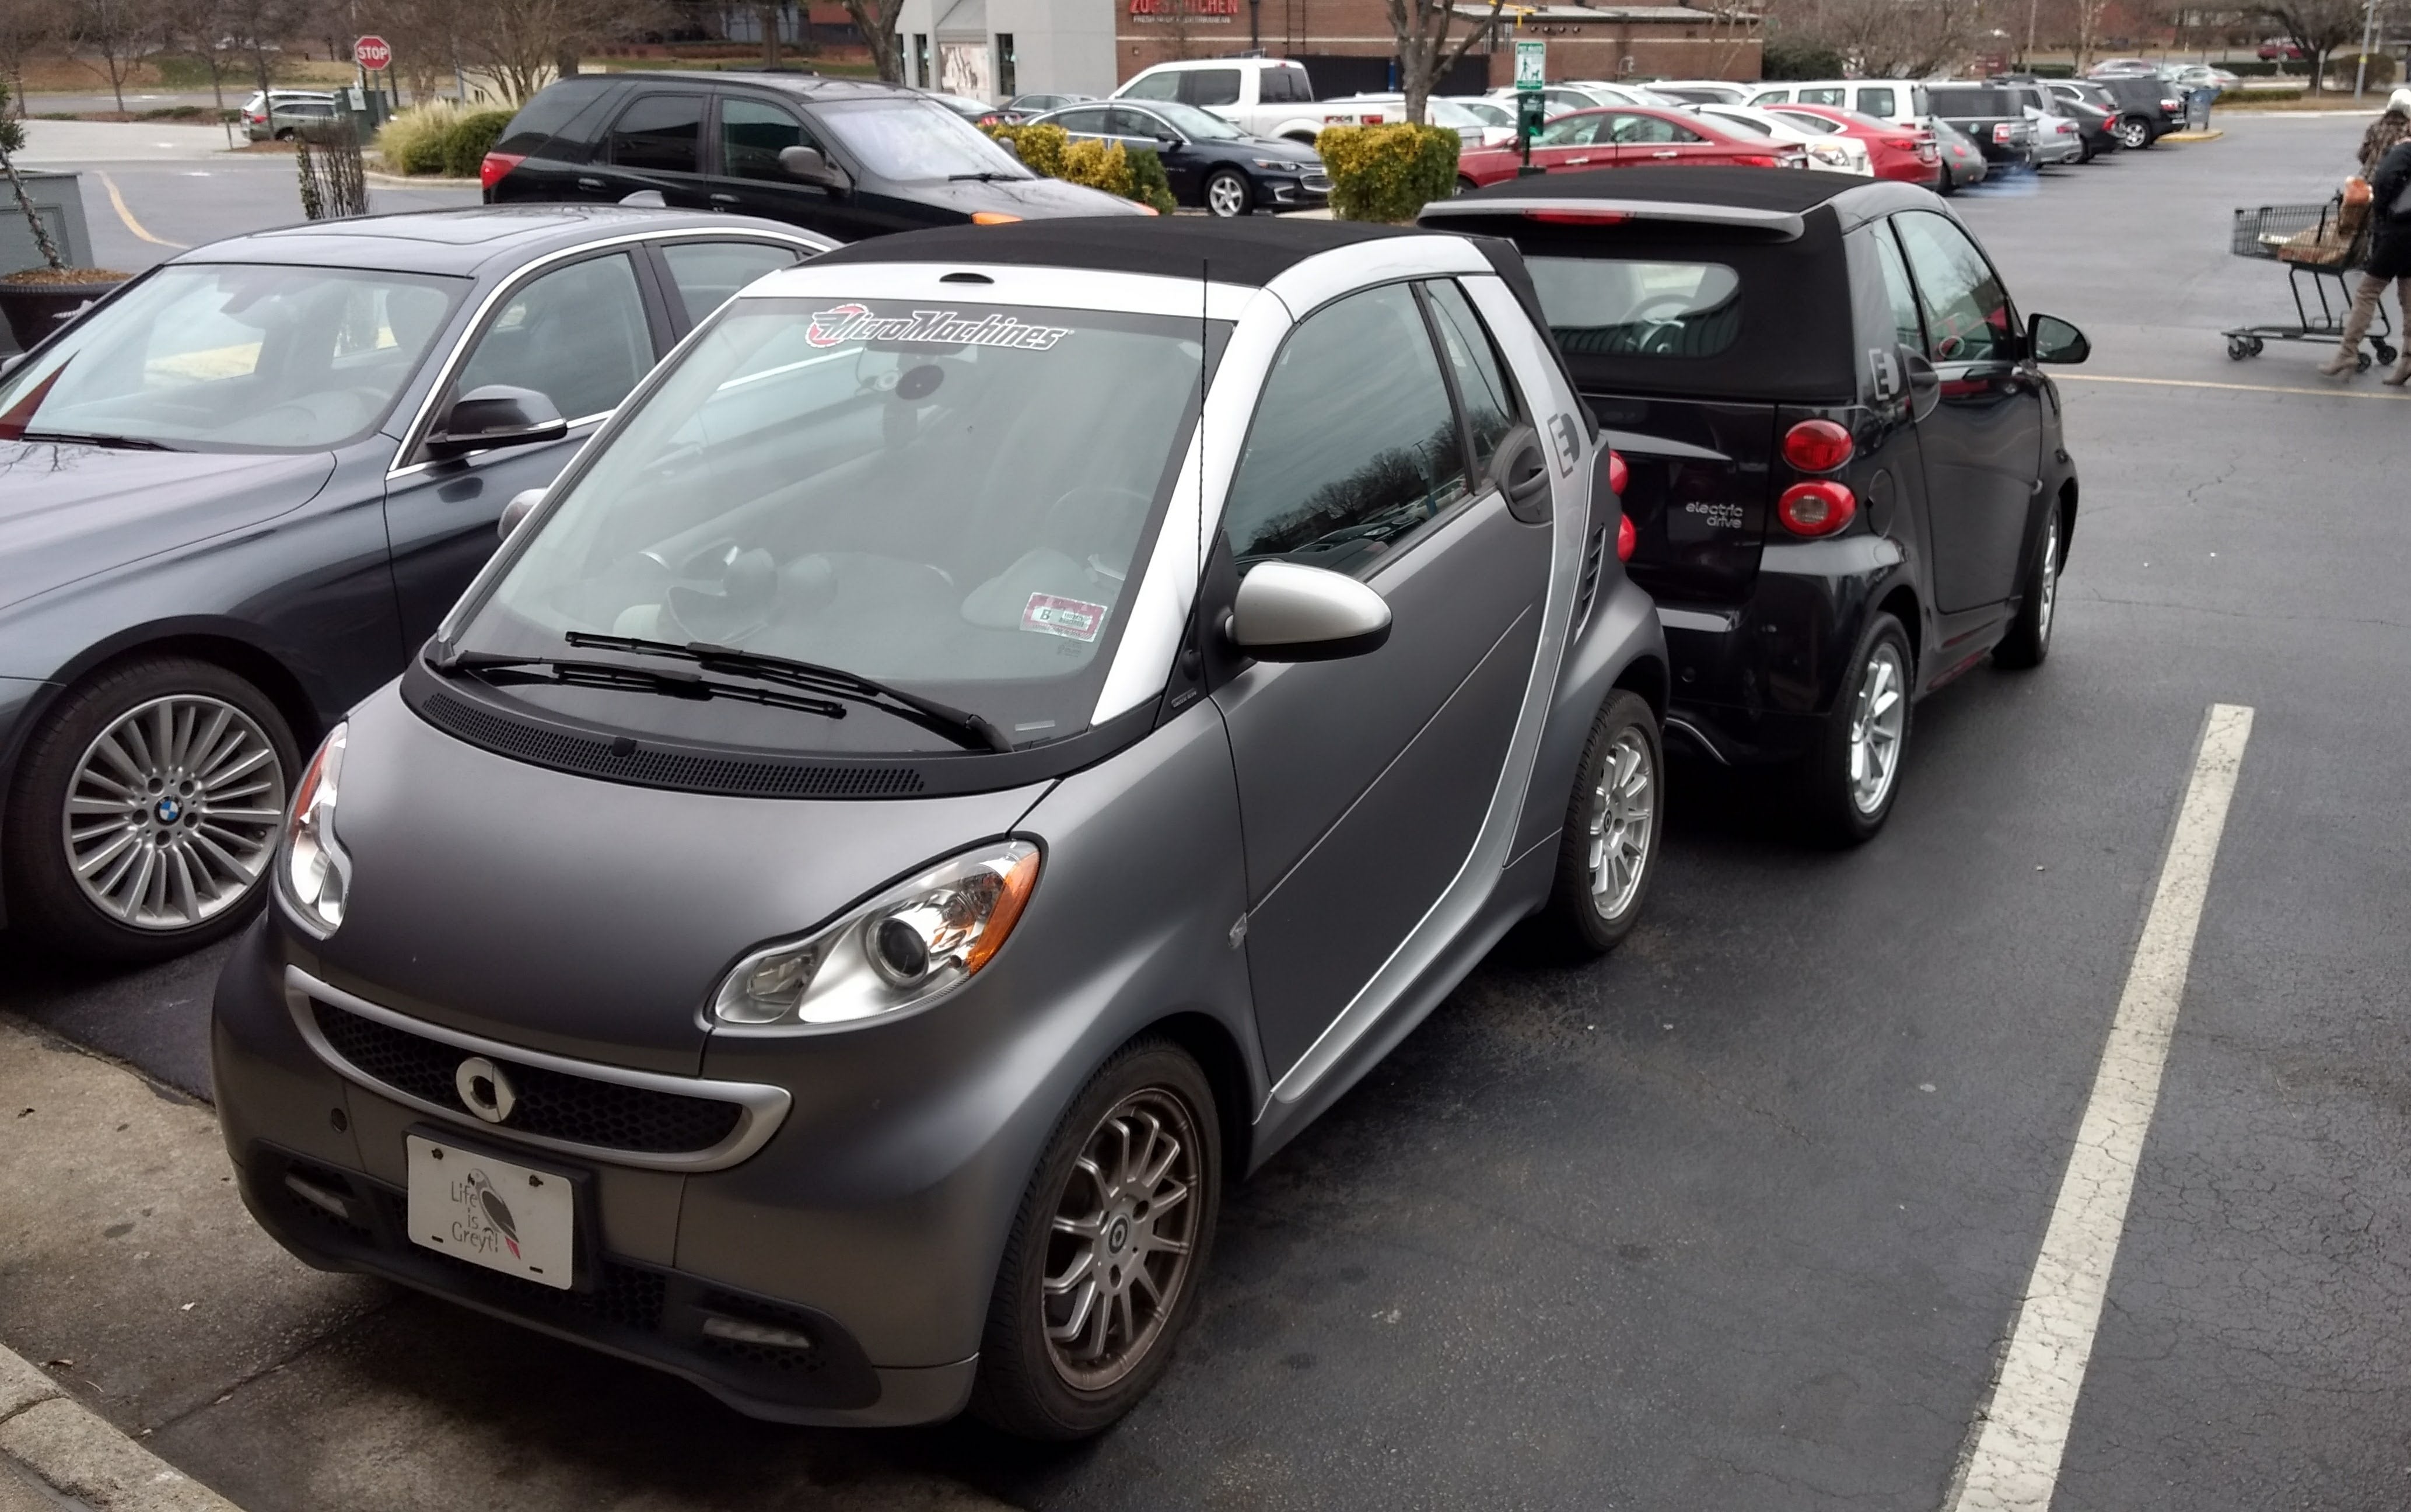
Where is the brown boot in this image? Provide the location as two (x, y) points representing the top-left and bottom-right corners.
(2325, 275), (2386, 376)
(2386, 352), (2411, 386)
(2318, 344), (2361, 377)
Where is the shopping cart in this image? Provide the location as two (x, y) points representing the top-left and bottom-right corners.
(2223, 201), (2394, 368)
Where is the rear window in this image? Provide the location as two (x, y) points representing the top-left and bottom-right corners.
(1929, 86), (2018, 117)
(1185, 68), (1243, 107)
(1527, 258), (1743, 359)
(495, 76), (620, 158)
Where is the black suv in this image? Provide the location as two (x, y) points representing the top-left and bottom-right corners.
(2086, 74), (2186, 149)
(483, 72), (1146, 239)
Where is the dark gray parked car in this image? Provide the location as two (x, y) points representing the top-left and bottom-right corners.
(0, 207), (830, 961)
(211, 217), (1668, 1437)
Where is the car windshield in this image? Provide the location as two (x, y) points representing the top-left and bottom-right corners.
(1772, 109), (1845, 134)
(1142, 101), (1244, 139)
(453, 297), (1224, 754)
(0, 263), (463, 452)
(1706, 111), (1776, 135)
(1454, 100), (1512, 125)
(814, 99), (1031, 180)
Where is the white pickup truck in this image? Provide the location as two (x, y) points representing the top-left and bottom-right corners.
(1111, 58), (1422, 144)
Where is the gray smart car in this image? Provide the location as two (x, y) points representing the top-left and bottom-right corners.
(212, 218), (1667, 1437)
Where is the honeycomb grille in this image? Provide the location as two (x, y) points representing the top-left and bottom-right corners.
(419, 692), (926, 798)
(313, 1002), (746, 1155)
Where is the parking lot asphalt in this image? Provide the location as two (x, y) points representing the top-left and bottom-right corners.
(3, 113), (2406, 1511)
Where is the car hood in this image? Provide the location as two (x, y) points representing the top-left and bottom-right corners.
(1238, 135), (1322, 164)
(908, 174), (1152, 218)
(0, 441), (337, 614)
(305, 682), (1055, 1074)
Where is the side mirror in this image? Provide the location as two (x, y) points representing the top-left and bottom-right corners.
(1223, 561), (1391, 662)
(1488, 425), (1553, 524)
(2028, 312), (2090, 365)
(426, 384), (567, 460)
(1899, 346), (1942, 422)
(778, 144), (849, 190)
(498, 487), (543, 542)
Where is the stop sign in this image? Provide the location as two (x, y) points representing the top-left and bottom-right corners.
(354, 35), (391, 71)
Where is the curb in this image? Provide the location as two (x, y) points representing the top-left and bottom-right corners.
(0, 1349), (239, 1512)
(364, 171), (481, 188)
(2161, 128), (2225, 141)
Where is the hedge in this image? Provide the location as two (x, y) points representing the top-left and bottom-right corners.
(1314, 123), (1459, 223)
(444, 110), (515, 178)
(1759, 38), (1845, 80)
(376, 103), (461, 176)
(985, 123), (1175, 214)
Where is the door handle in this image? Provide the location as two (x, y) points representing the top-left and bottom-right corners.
(1650, 149), (1679, 159)
(710, 192), (739, 205)
(576, 176), (604, 190)
(1567, 155), (1589, 164)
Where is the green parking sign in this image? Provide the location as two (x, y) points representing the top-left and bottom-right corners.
(1515, 39), (1545, 90)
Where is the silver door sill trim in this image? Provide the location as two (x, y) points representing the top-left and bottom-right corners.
(283, 965), (790, 1172)
(1657, 607), (1733, 633)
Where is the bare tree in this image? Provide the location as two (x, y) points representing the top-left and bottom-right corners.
(72, 0), (162, 115)
(838, 0), (907, 83)
(2259, 0), (2364, 91)
(215, 0), (307, 97)
(1385, 0), (1506, 124)
(1780, 0), (1984, 78)
(754, 2), (783, 66)
(454, 0), (660, 104)
(1, 0), (69, 111)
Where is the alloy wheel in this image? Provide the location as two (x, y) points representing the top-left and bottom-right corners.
(1205, 174), (1247, 218)
(1586, 729), (1655, 921)
(1042, 1087), (1202, 1391)
(61, 695), (288, 930)
(2035, 511), (2061, 646)
(1847, 644), (1908, 816)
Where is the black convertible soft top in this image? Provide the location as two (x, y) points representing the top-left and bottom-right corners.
(807, 215), (1450, 289)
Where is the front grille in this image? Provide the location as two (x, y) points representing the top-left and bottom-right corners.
(313, 1002), (746, 1155)
(1302, 174), (1332, 193)
(419, 691), (926, 799)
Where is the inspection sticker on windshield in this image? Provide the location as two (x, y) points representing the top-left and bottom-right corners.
(1023, 593), (1108, 642)
(804, 304), (1075, 352)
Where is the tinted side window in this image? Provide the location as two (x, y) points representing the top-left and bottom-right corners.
(1185, 69), (1242, 107)
(1857, 86), (1896, 117)
(720, 97), (820, 180)
(660, 241), (802, 325)
(1054, 106), (1112, 134)
(1105, 107), (1162, 137)
(1122, 70), (1182, 102)
(1871, 224), (1926, 352)
(1223, 283), (1468, 577)
(1423, 280), (1521, 477)
(1748, 88), (1788, 105)
(1892, 211), (2014, 363)
(496, 77), (620, 156)
(1799, 86), (1846, 106)
(1272, 66), (1311, 103)
(606, 94), (705, 173)
(449, 253), (653, 429)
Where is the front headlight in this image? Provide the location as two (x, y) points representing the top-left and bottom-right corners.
(712, 840), (1041, 1028)
(278, 723), (349, 936)
(1253, 158), (1303, 172)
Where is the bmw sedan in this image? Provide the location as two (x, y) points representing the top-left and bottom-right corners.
(0, 208), (829, 961)
(1031, 100), (1328, 216)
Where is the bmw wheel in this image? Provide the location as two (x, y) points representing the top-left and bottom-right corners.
(1994, 505), (2064, 670)
(1802, 612), (1913, 846)
(1545, 690), (1661, 955)
(1203, 169), (1252, 219)
(972, 1038), (1221, 1439)
(2, 657), (297, 963)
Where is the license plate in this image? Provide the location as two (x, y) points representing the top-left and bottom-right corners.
(405, 1134), (576, 1290)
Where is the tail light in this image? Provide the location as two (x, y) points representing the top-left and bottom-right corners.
(1882, 135), (1917, 150)
(1606, 448), (1629, 497)
(1615, 513), (1636, 562)
(478, 152), (525, 191)
(1777, 481), (1856, 537)
(1525, 209), (1630, 225)
(1733, 153), (1780, 167)
(1781, 418), (1854, 473)
(1993, 123), (2014, 144)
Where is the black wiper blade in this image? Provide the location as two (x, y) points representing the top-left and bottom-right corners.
(563, 632), (1013, 754)
(17, 429), (184, 452)
(947, 171), (1017, 181)
(430, 648), (848, 720)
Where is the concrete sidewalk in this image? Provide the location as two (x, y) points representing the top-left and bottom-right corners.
(16, 122), (244, 164)
(0, 1014), (1013, 1512)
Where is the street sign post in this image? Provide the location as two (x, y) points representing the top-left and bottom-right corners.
(354, 36), (391, 71)
(1514, 39), (1545, 176)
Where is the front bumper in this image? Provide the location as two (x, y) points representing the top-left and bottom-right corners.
(1262, 172), (1331, 209)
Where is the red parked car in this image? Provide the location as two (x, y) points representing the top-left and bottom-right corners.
(1764, 103), (1941, 188)
(1455, 106), (1808, 189)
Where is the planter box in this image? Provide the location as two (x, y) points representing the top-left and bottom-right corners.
(1, 169), (100, 356)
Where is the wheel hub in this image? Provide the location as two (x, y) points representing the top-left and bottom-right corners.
(1585, 729), (1655, 921)
(1847, 645), (1906, 816)
(1041, 1091), (1201, 1391)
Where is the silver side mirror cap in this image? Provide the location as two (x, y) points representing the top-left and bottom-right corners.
(1224, 561), (1392, 663)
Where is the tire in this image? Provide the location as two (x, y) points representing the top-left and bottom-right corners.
(2117, 117), (2150, 149)
(1799, 612), (1913, 846)
(274, 127), (295, 142)
(1457, 174), (1480, 196)
(970, 1038), (1222, 1440)
(1993, 502), (2063, 670)
(1, 657), (298, 963)
(1542, 690), (1662, 956)
(1203, 169), (1251, 219)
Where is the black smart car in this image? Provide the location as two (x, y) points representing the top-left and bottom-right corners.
(1424, 169), (2088, 840)
(1029, 99), (1329, 216)
(483, 72), (1146, 239)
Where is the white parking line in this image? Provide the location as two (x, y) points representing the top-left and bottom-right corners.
(1945, 704), (2255, 1512)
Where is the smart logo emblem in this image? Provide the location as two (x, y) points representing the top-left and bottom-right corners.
(454, 1055), (517, 1124)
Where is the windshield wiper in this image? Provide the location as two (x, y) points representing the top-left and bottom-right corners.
(562, 632), (1013, 754)
(947, 171), (1021, 182)
(429, 648), (849, 720)
(16, 429), (184, 452)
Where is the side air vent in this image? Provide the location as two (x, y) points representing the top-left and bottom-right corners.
(419, 692), (926, 799)
(1573, 523), (1609, 628)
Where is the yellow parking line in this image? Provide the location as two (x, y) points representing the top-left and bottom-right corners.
(2059, 372), (2411, 401)
(92, 169), (187, 250)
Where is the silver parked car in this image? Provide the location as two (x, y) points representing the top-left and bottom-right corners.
(212, 218), (1667, 1437)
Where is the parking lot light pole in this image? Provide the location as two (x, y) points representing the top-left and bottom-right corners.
(2352, 0), (2376, 99)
